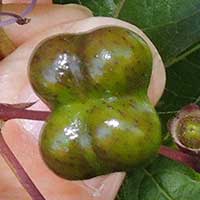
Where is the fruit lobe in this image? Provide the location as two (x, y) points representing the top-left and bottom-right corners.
(29, 26), (161, 180)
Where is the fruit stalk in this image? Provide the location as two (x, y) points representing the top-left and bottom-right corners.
(159, 145), (200, 172)
(0, 103), (50, 121)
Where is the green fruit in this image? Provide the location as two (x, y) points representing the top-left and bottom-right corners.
(29, 26), (161, 180)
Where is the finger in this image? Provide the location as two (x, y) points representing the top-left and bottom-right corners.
(2, 4), (92, 46)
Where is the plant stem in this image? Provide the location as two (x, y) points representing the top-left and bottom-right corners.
(159, 145), (200, 172)
(0, 103), (50, 121)
(0, 131), (45, 200)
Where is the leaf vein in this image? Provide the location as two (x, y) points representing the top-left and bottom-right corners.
(165, 88), (197, 100)
(168, 43), (200, 67)
(113, 0), (126, 18)
(143, 8), (200, 32)
(143, 169), (175, 200)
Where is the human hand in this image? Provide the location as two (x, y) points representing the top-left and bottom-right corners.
(0, 1), (165, 199)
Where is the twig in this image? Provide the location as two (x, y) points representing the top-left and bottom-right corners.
(0, 103), (50, 121)
(159, 145), (200, 172)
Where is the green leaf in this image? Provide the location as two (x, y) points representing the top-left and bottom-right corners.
(156, 48), (200, 133)
(66, 0), (200, 66)
(118, 156), (200, 200)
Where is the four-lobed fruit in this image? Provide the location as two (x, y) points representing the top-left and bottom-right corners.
(29, 26), (161, 180)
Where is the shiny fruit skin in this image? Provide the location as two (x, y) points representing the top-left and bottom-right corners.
(29, 26), (161, 180)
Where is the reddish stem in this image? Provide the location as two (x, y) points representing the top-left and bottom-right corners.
(159, 145), (200, 172)
(0, 103), (50, 121)
(0, 131), (45, 200)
